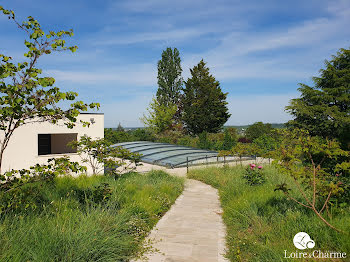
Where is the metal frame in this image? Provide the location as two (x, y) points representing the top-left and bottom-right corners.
(175, 154), (220, 167)
(126, 144), (176, 151)
(112, 141), (248, 168)
(140, 147), (207, 158)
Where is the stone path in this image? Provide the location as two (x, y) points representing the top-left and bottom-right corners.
(137, 179), (228, 262)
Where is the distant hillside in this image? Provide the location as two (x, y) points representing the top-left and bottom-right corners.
(106, 123), (286, 131)
(225, 123), (285, 131)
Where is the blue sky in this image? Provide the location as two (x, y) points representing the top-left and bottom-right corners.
(1, 0), (349, 127)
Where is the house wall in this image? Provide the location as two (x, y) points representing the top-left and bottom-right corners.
(0, 113), (104, 174)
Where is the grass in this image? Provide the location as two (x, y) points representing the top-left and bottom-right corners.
(0, 170), (184, 262)
(188, 165), (350, 262)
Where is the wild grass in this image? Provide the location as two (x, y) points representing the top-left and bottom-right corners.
(0, 171), (184, 262)
(188, 165), (350, 262)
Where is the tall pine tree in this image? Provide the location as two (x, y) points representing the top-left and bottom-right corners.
(156, 47), (183, 107)
(182, 60), (231, 134)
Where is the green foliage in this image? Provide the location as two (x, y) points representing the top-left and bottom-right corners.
(222, 128), (237, 150)
(0, 7), (99, 173)
(73, 182), (112, 206)
(0, 171), (184, 261)
(177, 135), (198, 148)
(155, 127), (185, 145)
(156, 47), (183, 107)
(104, 128), (135, 144)
(243, 164), (266, 186)
(116, 122), (125, 132)
(286, 47), (350, 149)
(70, 135), (141, 176)
(197, 132), (212, 150)
(188, 165), (350, 261)
(232, 142), (259, 156)
(141, 97), (177, 133)
(0, 157), (86, 213)
(273, 129), (349, 231)
(132, 128), (156, 141)
(182, 60), (231, 134)
(245, 122), (273, 141)
(253, 134), (279, 157)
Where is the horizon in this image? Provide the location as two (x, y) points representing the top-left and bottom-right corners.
(1, 0), (349, 127)
(106, 123), (285, 129)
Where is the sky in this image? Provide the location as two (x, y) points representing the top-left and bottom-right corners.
(0, 0), (349, 127)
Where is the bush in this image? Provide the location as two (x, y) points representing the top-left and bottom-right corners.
(221, 128), (237, 150)
(177, 135), (198, 148)
(238, 137), (251, 143)
(104, 128), (136, 144)
(132, 128), (156, 142)
(197, 132), (212, 149)
(243, 164), (266, 186)
(73, 183), (112, 206)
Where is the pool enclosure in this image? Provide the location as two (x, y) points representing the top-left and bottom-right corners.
(112, 141), (254, 168)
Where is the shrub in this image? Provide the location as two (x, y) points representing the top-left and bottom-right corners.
(177, 135), (198, 148)
(132, 128), (156, 142)
(197, 132), (212, 149)
(73, 183), (112, 206)
(243, 164), (266, 186)
(238, 137), (251, 143)
(273, 129), (349, 232)
(221, 128), (237, 150)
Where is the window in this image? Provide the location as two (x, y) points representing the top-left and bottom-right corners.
(38, 133), (77, 155)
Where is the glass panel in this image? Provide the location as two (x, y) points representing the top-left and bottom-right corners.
(159, 153), (218, 167)
(128, 144), (177, 153)
(142, 149), (210, 162)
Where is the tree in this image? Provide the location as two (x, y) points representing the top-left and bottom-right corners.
(253, 134), (278, 158)
(70, 135), (141, 177)
(245, 122), (273, 141)
(197, 132), (212, 150)
(286, 47), (350, 149)
(274, 129), (348, 232)
(0, 7), (99, 174)
(182, 60), (231, 134)
(156, 47), (183, 107)
(221, 128), (236, 150)
(116, 122), (125, 132)
(104, 128), (134, 144)
(141, 97), (177, 133)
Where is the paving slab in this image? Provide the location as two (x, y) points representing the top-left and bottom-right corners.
(136, 179), (228, 262)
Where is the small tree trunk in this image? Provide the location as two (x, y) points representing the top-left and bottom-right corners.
(0, 140), (9, 174)
(0, 148), (4, 174)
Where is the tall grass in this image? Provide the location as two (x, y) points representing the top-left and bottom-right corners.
(188, 165), (350, 262)
(0, 171), (184, 262)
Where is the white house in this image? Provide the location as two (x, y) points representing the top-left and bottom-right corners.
(0, 113), (104, 174)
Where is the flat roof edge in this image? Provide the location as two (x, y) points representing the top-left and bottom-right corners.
(80, 113), (104, 115)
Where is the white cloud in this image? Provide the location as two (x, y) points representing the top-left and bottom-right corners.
(94, 28), (208, 46)
(181, 2), (350, 82)
(45, 63), (157, 87)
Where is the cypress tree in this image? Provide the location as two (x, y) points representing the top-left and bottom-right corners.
(182, 60), (231, 134)
(156, 47), (183, 107)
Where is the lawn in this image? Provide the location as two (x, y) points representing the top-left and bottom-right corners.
(188, 165), (350, 262)
(0, 170), (184, 262)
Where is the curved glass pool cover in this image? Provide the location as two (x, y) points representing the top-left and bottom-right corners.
(112, 141), (220, 168)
